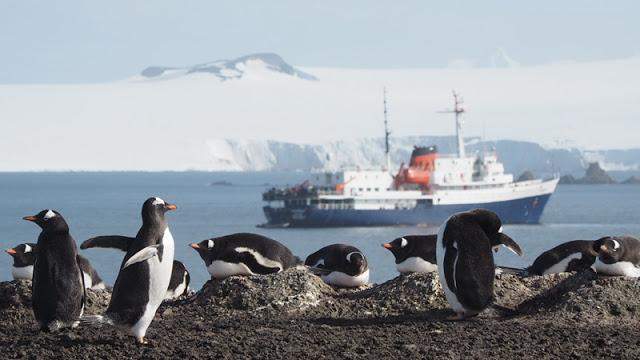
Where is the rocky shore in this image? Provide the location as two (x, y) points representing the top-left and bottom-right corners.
(2, 268), (640, 359)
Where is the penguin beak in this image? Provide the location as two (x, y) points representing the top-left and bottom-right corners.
(6, 248), (16, 255)
(382, 243), (393, 249)
(165, 204), (177, 211)
(22, 215), (38, 222)
(189, 243), (200, 250)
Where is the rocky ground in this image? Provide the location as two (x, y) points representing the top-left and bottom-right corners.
(1, 268), (640, 359)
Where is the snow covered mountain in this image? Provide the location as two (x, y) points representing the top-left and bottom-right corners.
(138, 53), (317, 81)
(204, 137), (640, 180)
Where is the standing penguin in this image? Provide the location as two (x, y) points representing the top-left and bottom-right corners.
(436, 209), (523, 320)
(189, 233), (297, 279)
(593, 236), (640, 277)
(164, 260), (191, 300)
(382, 235), (437, 274)
(305, 244), (369, 287)
(80, 197), (176, 344)
(23, 210), (85, 331)
(5, 243), (37, 280)
(6, 242), (105, 289)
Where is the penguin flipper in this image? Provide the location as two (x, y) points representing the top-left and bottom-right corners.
(122, 245), (163, 269)
(76, 255), (87, 314)
(495, 266), (529, 276)
(81, 236), (135, 251)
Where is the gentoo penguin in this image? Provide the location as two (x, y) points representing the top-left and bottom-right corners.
(382, 235), (437, 274)
(5, 243), (37, 280)
(76, 255), (106, 290)
(516, 240), (599, 276)
(164, 260), (190, 300)
(190, 233), (297, 279)
(593, 236), (640, 277)
(80, 197), (176, 344)
(6, 242), (105, 289)
(23, 210), (85, 331)
(436, 209), (523, 320)
(304, 244), (369, 287)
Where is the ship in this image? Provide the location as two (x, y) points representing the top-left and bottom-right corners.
(261, 91), (559, 227)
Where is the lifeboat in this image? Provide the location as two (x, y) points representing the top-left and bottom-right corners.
(395, 145), (437, 188)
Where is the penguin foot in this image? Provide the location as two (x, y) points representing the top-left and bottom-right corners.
(446, 312), (466, 321)
(136, 337), (149, 345)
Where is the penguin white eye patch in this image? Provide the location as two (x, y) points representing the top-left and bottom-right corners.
(346, 251), (363, 262)
(207, 240), (214, 249)
(612, 240), (620, 250)
(152, 197), (166, 206)
(24, 244), (32, 253)
(43, 210), (56, 220)
(400, 238), (408, 248)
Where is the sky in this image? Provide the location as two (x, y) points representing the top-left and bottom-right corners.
(1, 0), (639, 83)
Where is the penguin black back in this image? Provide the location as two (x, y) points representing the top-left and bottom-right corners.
(383, 235), (437, 264)
(528, 240), (598, 276)
(24, 209), (84, 330)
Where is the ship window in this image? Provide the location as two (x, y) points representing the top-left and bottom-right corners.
(375, 188), (379, 191)
(366, 188), (371, 191)
(359, 188), (363, 191)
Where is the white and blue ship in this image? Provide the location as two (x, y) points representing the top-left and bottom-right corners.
(262, 92), (558, 227)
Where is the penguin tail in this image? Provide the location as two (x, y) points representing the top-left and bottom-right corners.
(495, 266), (529, 277)
(80, 314), (114, 327)
(293, 256), (304, 266)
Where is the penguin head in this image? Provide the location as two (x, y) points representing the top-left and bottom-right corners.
(468, 209), (523, 256)
(594, 236), (623, 264)
(345, 251), (367, 274)
(190, 239), (215, 262)
(141, 197), (177, 223)
(23, 209), (68, 232)
(382, 237), (411, 259)
(5, 243), (37, 266)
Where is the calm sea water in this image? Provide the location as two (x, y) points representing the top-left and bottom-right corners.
(1, 172), (639, 289)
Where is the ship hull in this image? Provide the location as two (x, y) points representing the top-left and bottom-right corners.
(263, 193), (553, 227)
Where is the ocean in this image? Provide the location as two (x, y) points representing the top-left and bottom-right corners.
(1, 172), (638, 289)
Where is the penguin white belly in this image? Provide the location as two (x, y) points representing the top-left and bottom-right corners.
(396, 257), (437, 273)
(91, 282), (106, 290)
(542, 253), (582, 275)
(321, 269), (369, 287)
(436, 221), (465, 314)
(594, 259), (640, 277)
(207, 260), (254, 279)
(82, 271), (93, 289)
(165, 273), (188, 300)
(12, 265), (33, 281)
(130, 228), (175, 338)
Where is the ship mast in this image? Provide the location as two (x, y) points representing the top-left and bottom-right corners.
(383, 87), (392, 171)
(440, 90), (466, 158)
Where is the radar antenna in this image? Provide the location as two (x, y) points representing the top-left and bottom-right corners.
(383, 87), (392, 171)
(438, 90), (466, 158)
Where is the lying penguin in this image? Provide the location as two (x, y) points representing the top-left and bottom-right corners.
(436, 209), (523, 321)
(497, 239), (599, 276)
(6, 242), (106, 289)
(382, 235), (437, 274)
(190, 232), (297, 279)
(305, 244), (369, 287)
(165, 260), (191, 301)
(5, 243), (36, 280)
(593, 236), (640, 277)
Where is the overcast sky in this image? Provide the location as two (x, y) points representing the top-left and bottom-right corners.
(1, 0), (638, 83)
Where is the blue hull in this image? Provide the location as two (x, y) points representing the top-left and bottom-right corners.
(263, 193), (552, 227)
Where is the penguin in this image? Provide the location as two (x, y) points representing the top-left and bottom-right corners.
(6, 242), (105, 289)
(593, 236), (640, 277)
(436, 209), (523, 320)
(5, 243), (37, 280)
(304, 244), (369, 287)
(164, 260), (190, 301)
(498, 240), (599, 276)
(76, 255), (107, 290)
(190, 233), (297, 279)
(79, 197), (176, 344)
(382, 235), (437, 274)
(23, 209), (85, 331)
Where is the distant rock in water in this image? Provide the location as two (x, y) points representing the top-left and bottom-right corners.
(209, 180), (233, 187)
(622, 176), (640, 185)
(517, 170), (535, 182)
(560, 162), (616, 184)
